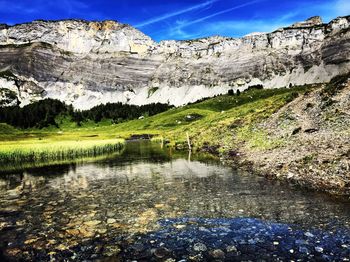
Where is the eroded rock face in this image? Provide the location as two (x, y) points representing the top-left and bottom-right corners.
(0, 16), (349, 109)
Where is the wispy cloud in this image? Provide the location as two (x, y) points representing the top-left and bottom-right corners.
(173, 0), (263, 30)
(135, 0), (218, 28)
(157, 18), (287, 41)
(153, 0), (350, 41)
(154, 0), (263, 40)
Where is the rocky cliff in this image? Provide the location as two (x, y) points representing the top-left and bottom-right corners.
(0, 16), (349, 109)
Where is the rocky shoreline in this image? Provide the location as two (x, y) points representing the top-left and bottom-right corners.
(219, 75), (350, 197)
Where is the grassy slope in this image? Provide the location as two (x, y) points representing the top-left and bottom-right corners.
(0, 85), (311, 155)
(108, 85), (309, 151)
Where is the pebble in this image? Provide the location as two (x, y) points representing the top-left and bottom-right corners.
(174, 224), (186, 229)
(315, 246), (324, 253)
(193, 243), (207, 252)
(24, 238), (39, 245)
(226, 245), (238, 253)
(154, 247), (170, 258)
(305, 232), (315, 238)
(107, 218), (116, 224)
(211, 249), (225, 259)
(83, 220), (101, 226)
(299, 246), (310, 254)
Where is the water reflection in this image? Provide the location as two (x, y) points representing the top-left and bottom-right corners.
(0, 141), (349, 260)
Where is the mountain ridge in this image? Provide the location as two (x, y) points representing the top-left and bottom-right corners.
(0, 15), (349, 109)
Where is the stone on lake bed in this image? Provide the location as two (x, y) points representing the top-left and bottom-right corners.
(299, 246), (310, 254)
(98, 228), (107, 234)
(79, 227), (95, 238)
(193, 242), (207, 252)
(83, 220), (101, 226)
(304, 232), (315, 238)
(110, 223), (123, 229)
(107, 218), (116, 224)
(211, 249), (225, 259)
(24, 238), (40, 245)
(103, 245), (121, 257)
(106, 211), (116, 217)
(226, 245), (238, 252)
(174, 224), (186, 229)
(56, 244), (69, 251)
(155, 203), (166, 209)
(66, 229), (80, 236)
(5, 248), (22, 256)
(315, 246), (324, 253)
(154, 247), (170, 258)
(0, 222), (9, 229)
(47, 239), (57, 245)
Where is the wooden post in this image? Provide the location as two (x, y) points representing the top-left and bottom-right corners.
(186, 132), (191, 151)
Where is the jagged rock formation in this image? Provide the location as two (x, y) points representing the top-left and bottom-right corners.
(0, 16), (349, 109)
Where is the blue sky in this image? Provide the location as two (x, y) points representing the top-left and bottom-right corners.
(1, 0), (349, 41)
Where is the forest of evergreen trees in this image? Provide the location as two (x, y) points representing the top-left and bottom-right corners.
(0, 99), (172, 129)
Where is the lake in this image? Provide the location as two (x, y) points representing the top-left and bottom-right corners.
(1, 141), (350, 261)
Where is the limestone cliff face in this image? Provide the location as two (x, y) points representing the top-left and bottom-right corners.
(0, 16), (349, 109)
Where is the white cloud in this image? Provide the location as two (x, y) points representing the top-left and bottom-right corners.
(164, 19), (288, 40)
(173, 0), (263, 31)
(135, 0), (218, 28)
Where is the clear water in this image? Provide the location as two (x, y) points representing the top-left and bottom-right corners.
(0, 141), (349, 260)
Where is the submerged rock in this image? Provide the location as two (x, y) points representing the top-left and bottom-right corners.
(117, 217), (350, 261)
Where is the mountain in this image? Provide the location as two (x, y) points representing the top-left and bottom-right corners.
(0, 16), (349, 109)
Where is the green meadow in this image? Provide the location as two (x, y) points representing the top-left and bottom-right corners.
(0, 85), (312, 168)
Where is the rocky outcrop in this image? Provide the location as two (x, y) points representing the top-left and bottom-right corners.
(0, 16), (349, 109)
(227, 74), (350, 196)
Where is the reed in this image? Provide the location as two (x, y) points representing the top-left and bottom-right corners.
(0, 139), (124, 164)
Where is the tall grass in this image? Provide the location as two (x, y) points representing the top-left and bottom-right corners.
(0, 139), (124, 164)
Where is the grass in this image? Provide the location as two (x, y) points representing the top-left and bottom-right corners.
(0, 123), (18, 134)
(71, 85), (310, 153)
(148, 87), (159, 98)
(0, 139), (124, 164)
(236, 125), (284, 150)
(0, 84), (313, 169)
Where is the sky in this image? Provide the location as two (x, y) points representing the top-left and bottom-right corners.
(0, 0), (349, 41)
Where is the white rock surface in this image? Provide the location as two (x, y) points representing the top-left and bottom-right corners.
(0, 16), (349, 109)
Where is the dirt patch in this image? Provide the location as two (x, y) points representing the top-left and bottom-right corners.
(126, 134), (155, 141)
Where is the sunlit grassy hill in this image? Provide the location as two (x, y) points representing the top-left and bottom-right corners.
(0, 84), (311, 157)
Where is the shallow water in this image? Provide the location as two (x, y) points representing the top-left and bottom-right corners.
(0, 141), (349, 261)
